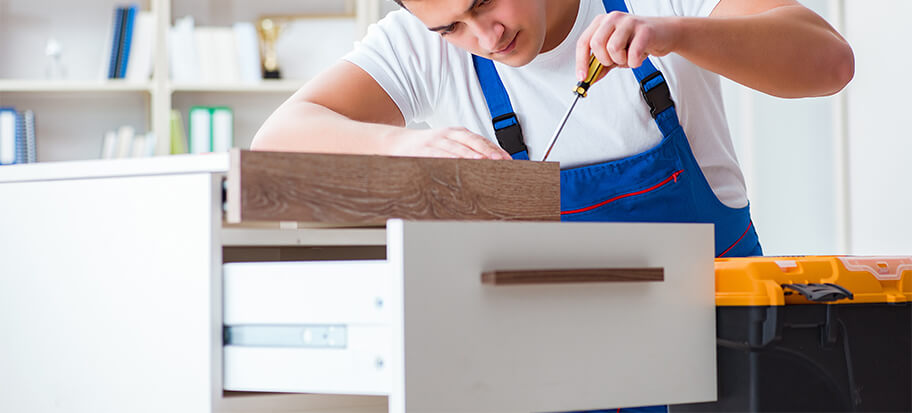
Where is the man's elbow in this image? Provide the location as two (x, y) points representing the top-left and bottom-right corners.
(249, 125), (281, 152)
(823, 42), (855, 96)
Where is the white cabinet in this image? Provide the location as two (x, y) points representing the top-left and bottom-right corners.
(0, 155), (718, 412)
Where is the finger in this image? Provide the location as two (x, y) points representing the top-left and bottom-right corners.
(589, 18), (617, 69)
(607, 19), (633, 68)
(449, 128), (511, 159)
(575, 17), (602, 81)
(437, 137), (487, 159)
(627, 31), (650, 68)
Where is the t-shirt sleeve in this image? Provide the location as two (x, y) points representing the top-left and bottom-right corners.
(341, 10), (444, 124)
(668, 0), (722, 17)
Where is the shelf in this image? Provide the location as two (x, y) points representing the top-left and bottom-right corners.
(170, 81), (307, 93)
(0, 80), (153, 93)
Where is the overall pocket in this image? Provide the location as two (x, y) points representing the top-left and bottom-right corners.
(561, 169), (693, 222)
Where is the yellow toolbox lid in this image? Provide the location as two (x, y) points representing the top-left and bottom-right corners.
(715, 256), (912, 306)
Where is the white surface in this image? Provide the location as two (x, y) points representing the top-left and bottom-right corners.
(223, 260), (391, 325)
(719, 0), (842, 255)
(169, 80), (306, 93)
(0, 153), (228, 183)
(388, 220), (717, 412)
(224, 326), (393, 395)
(0, 166), (393, 412)
(0, 172), (221, 412)
(844, 0), (912, 255)
(0, 79), (153, 92)
(220, 227), (386, 247)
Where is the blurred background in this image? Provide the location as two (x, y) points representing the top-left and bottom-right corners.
(0, 0), (907, 255)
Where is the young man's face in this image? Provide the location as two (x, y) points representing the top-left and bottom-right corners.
(402, 0), (549, 67)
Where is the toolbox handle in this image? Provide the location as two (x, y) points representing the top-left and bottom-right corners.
(481, 268), (664, 285)
(781, 283), (854, 302)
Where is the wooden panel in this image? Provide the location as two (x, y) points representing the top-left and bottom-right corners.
(226, 149), (560, 225)
(481, 267), (664, 285)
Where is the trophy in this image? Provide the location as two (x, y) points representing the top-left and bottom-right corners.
(257, 17), (285, 79)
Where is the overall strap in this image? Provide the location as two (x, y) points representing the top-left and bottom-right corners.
(471, 55), (529, 160)
(602, 0), (680, 138)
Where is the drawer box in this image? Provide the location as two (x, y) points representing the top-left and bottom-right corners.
(222, 220), (718, 412)
(224, 327), (392, 395)
(223, 260), (390, 325)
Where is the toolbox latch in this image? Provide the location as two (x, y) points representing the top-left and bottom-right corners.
(781, 283), (854, 302)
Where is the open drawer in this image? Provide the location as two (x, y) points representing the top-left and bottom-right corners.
(222, 220), (718, 413)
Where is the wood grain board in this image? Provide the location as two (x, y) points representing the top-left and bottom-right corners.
(481, 268), (665, 285)
(225, 149), (560, 225)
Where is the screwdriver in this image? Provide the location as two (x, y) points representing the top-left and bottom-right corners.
(540, 55), (605, 162)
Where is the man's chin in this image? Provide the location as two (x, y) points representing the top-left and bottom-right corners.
(491, 51), (536, 67)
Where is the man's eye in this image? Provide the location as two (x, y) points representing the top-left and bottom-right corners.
(478, 0), (493, 8)
(440, 23), (459, 36)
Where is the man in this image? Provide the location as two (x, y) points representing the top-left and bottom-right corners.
(252, 0), (853, 258)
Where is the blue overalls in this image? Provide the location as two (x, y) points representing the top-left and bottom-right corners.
(472, 1), (762, 411)
(472, 0), (762, 260)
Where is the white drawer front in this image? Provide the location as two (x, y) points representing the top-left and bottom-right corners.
(224, 326), (392, 395)
(223, 260), (390, 325)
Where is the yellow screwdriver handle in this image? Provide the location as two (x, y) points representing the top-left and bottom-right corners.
(573, 55), (604, 98)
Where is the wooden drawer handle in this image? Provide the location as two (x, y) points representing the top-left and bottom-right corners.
(481, 268), (664, 285)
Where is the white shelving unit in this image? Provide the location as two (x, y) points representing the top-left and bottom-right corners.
(0, 0), (395, 162)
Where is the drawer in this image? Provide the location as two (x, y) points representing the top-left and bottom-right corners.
(223, 260), (391, 395)
(223, 260), (390, 325)
(223, 220), (717, 413)
(224, 326), (392, 395)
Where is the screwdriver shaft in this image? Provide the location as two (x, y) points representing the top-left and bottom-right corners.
(541, 94), (580, 162)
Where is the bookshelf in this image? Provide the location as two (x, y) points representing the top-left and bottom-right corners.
(0, 0), (396, 163)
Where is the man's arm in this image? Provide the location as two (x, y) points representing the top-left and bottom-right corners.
(251, 60), (511, 159)
(575, 0), (854, 98)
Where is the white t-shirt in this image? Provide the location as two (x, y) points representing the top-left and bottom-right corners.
(343, 0), (748, 208)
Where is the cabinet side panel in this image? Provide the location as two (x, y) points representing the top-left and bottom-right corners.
(0, 173), (216, 412)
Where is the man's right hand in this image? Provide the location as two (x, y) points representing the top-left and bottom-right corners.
(387, 127), (512, 160)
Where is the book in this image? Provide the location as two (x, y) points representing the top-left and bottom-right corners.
(22, 110), (36, 163)
(105, 7), (125, 79)
(144, 131), (157, 157)
(211, 107), (234, 153)
(170, 109), (188, 154)
(14, 111), (27, 164)
(116, 125), (135, 158)
(234, 22), (262, 84)
(189, 106), (211, 154)
(0, 108), (17, 165)
(117, 5), (138, 79)
(101, 130), (117, 159)
(125, 11), (155, 82)
(169, 16), (200, 83)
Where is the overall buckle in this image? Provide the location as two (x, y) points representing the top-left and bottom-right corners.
(640, 72), (675, 119)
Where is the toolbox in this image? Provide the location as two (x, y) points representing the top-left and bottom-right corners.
(673, 256), (912, 412)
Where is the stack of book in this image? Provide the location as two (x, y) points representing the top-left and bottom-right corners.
(103, 3), (155, 81)
(188, 106), (234, 154)
(100, 126), (156, 159)
(0, 108), (37, 166)
(170, 17), (262, 84)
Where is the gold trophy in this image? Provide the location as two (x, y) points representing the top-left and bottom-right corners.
(257, 17), (284, 79)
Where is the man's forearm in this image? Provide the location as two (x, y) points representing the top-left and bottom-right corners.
(250, 100), (402, 155)
(671, 5), (854, 98)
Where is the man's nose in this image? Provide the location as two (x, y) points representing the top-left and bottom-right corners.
(469, 18), (504, 52)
